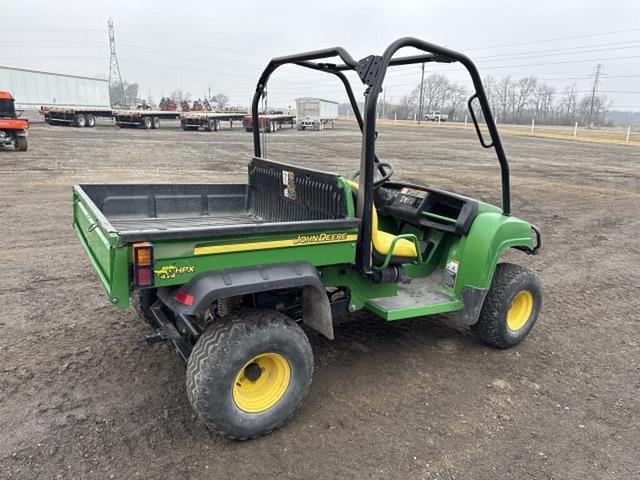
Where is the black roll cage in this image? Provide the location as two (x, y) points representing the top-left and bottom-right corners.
(251, 37), (510, 273)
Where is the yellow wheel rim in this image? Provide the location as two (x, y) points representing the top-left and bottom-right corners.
(232, 352), (291, 413)
(507, 290), (534, 332)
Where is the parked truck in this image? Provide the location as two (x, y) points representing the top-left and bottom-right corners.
(295, 97), (338, 131)
(424, 111), (448, 122)
(0, 91), (28, 151)
(243, 112), (296, 133)
(181, 111), (247, 132)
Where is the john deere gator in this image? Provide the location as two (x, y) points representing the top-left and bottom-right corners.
(73, 37), (543, 440)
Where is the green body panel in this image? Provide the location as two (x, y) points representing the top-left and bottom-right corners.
(441, 209), (534, 297)
(151, 231), (358, 288)
(73, 180), (535, 318)
(365, 298), (462, 320)
(73, 195), (129, 307)
(321, 266), (398, 310)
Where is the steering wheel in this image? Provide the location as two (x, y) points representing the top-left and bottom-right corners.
(351, 162), (395, 188)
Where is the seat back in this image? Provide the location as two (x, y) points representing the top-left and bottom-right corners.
(345, 180), (417, 260)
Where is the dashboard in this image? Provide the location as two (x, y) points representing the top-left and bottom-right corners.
(375, 182), (479, 235)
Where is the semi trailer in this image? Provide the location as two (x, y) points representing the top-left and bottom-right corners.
(295, 97), (338, 131)
(181, 112), (247, 132)
(113, 110), (181, 129)
(243, 112), (296, 133)
(41, 106), (113, 127)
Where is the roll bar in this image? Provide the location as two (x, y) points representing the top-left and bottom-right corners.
(250, 37), (511, 273)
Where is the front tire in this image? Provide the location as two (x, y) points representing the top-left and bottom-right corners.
(15, 136), (28, 151)
(186, 309), (313, 440)
(471, 263), (542, 348)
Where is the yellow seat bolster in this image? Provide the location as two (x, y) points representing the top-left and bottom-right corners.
(345, 180), (417, 258)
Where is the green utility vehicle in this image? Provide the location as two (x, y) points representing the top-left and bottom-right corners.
(73, 38), (542, 440)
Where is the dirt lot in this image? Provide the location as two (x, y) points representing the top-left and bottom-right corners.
(1, 119), (638, 479)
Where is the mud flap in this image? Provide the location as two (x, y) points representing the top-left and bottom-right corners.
(302, 285), (334, 340)
(456, 286), (488, 326)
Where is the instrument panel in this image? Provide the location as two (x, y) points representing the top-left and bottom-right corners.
(375, 182), (479, 235)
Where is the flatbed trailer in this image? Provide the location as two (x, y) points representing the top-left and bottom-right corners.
(180, 112), (247, 132)
(113, 110), (181, 129)
(243, 113), (296, 133)
(41, 106), (113, 128)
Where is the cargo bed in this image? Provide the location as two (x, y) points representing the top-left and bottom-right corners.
(75, 183), (357, 243)
(72, 158), (359, 307)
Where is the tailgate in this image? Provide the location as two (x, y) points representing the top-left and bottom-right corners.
(73, 187), (130, 307)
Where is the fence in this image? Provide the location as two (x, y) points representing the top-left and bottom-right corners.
(377, 114), (640, 145)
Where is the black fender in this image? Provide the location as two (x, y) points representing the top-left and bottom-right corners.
(158, 262), (334, 339)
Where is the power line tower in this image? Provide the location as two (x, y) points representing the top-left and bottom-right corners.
(107, 18), (126, 106)
(587, 63), (604, 129)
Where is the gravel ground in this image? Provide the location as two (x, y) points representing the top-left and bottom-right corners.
(1, 119), (638, 479)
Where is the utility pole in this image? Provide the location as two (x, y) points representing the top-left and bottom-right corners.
(588, 63), (603, 129)
(107, 18), (126, 106)
(382, 88), (386, 119)
(417, 62), (425, 125)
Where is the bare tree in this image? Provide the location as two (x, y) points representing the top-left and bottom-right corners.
(578, 94), (611, 127)
(211, 93), (230, 110)
(497, 76), (512, 122)
(558, 84), (578, 124)
(382, 64), (617, 126)
(390, 94), (417, 120)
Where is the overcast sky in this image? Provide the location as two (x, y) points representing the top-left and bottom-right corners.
(2, 0), (640, 110)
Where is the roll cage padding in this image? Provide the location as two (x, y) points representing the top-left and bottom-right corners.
(250, 37), (510, 274)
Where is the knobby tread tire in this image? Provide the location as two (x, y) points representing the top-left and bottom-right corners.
(471, 262), (542, 349)
(186, 308), (313, 440)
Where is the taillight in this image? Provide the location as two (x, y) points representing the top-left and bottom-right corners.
(133, 242), (154, 287)
(175, 290), (194, 306)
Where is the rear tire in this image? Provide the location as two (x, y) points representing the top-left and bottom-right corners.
(15, 136), (28, 151)
(73, 114), (87, 128)
(86, 114), (96, 128)
(151, 116), (160, 129)
(472, 263), (542, 348)
(186, 309), (313, 440)
(142, 116), (152, 129)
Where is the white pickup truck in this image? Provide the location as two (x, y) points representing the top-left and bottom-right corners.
(424, 111), (449, 122)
